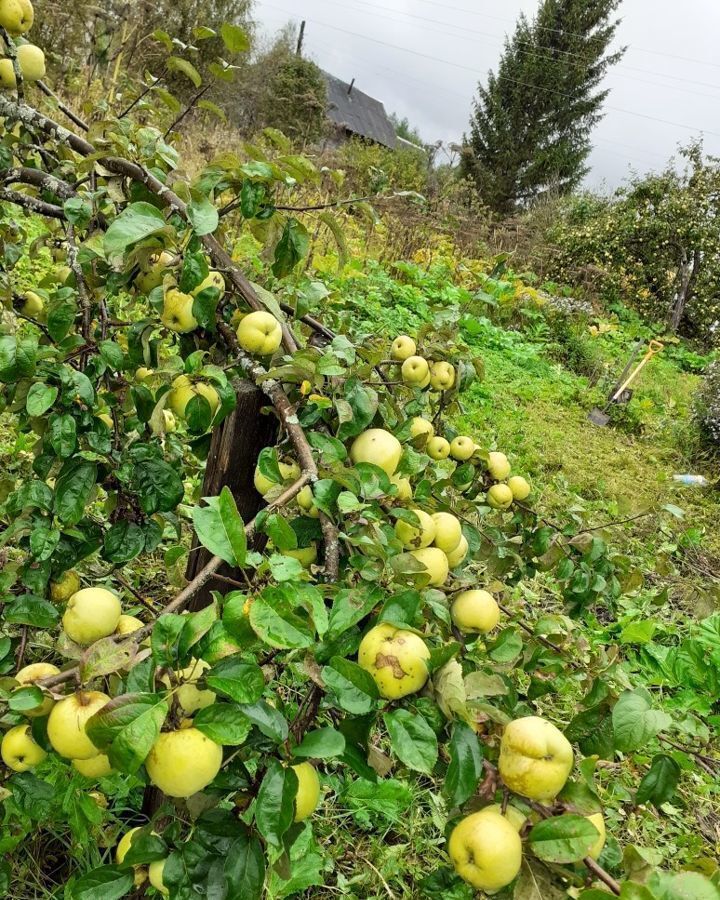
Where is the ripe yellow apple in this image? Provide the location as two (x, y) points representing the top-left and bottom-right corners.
(481, 803), (528, 832)
(167, 375), (220, 420)
(446, 535), (469, 568)
(508, 475), (531, 500)
(395, 509), (436, 549)
(1, 724), (46, 772)
(115, 614), (144, 635)
(116, 826), (142, 864)
(427, 436), (451, 460)
(448, 808), (522, 892)
(586, 812), (606, 859)
(350, 428), (402, 476)
(73, 753), (113, 778)
(487, 484), (514, 510)
(149, 859), (169, 895)
(487, 451), (511, 480)
(161, 658), (216, 715)
(15, 662), (60, 717)
(192, 270), (225, 297)
(0, 0), (33, 35)
(390, 475), (412, 501)
(50, 570), (80, 602)
(253, 458), (301, 496)
(409, 418), (434, 441)
(391, 335), (416, 361)
(62, 587), (122, 645)
(498, 715), (574, 801)
(296, 484), (320, 518)
(0, 58), (15, 89)
(431, 512), (462, 553)
(145, 727), (223, 797)
(17, 43), (45, 81)
(410, 547), (450, 586)
(358, 623), (430, 699)
(401, 355), (430, 386)
(292, 761), (320, 821)
(161, 288), (198, 333)
(47, 691), (110, 759)
(21, 290), (43, 317)
(135, 250), (175, 293)
(429, 361), (455, 391)
(451, 589), (500, 634)
(236, 310), (283, 355)
(449, 436), (475, 461)
(282, 544), (318, 567)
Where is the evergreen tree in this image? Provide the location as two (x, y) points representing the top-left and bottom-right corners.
(462, 0), (624, 215)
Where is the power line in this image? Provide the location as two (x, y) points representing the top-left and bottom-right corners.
(257, 2), (720, 139)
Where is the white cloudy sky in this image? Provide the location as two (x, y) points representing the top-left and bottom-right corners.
(251, 0), (720, 191)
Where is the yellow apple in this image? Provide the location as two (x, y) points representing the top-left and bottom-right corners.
(161, 658), (216, 715)
(21, 290), (43, 317)
(451, 590), (500, 634)
(395, 509), (436, 549)
(1, 724), (46, 772)
(192, 270), (225, 297)
(62, 587), (122, 645)
(135, 250), (175, 293)
(15, 662), (60, 717)
(358, 623), (429, 699)
(427, 436), (451, 460)
(145, 727), (223, 797)
(167, 375), (219, 420)
(47, 690), (110, 759)
(481, 803), (528, 832)
(409, 417), (434, 440)
(50, 570), (80, 602)
(390, 335), (417, 361)
(115, 614), (144, 635)
(431, 512), (462, 553)
(487, 451), (511, 480)
(448, 808), (522, 892)
(282, 544), (317, 567)
(135, 366), (153, 381)
(236, 310), (283, 355)
(292, 761), (320, 822)
(410, 547), (450, 586)
(253, 458), (301, 496)
(487, 484), (514, 510)
(508, 475), (531, 501)
(296, 484), (320, 518)
(429, 361), (455, 391)
(446, 535), (469, 568)
(0, 0), (32, 35)
(161, 288), (198, 333)
(73, 753), (113, 778)
(149, 859), (169, 895)
(586, 812), (606, 860)
(390, 475), (412, 501)
(17, 43), (44, 81)
(116, 826), (142, 864)
(498, 716), (574, 801)
(350, 428), (402, 476)
(161, 410), (176, 433)
(0, 58), (15, 89)
(449, 436), (475, 461)
(401, 355), (430, 386)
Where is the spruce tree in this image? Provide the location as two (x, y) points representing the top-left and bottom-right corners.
(462, 0), (624, 215)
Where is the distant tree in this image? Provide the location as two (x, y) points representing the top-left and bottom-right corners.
(390, 113), (424, 147)
(462, 0), (624, 215)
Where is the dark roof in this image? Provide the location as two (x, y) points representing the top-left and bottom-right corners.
(323, 72), (397, 149)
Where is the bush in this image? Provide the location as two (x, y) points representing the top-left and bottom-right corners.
(694, 360), (720, 452)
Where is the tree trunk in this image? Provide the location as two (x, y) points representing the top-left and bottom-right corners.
(668, 249), (701, 333)
(184, 379), (278, 612)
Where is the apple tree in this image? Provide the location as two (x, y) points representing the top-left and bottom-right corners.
(0, 7), (717, 900)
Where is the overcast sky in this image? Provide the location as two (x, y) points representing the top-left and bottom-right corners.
(251, 0), (720, 191)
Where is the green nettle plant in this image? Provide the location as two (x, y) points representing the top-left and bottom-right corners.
(0, 8), (717, 900)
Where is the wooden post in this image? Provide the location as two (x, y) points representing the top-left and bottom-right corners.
(184, 380), (278, 611)
(296, 20), (306, 57)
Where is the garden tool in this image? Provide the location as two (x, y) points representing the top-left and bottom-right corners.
(588, 340), (664, 427)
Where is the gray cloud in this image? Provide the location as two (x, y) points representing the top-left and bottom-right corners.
(254, 0), (720, 189)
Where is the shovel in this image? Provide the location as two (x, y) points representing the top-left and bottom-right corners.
(589, 340), (664, 427)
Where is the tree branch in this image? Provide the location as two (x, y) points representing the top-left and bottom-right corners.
(3, 166), (77, 200)
(0, 188), (65, 219)
(0, 26), (23, 103)
(36, 79), (89, 132)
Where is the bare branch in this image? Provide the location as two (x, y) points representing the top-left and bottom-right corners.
(0, 188), (65, 219)
(36, 79), (89, 132)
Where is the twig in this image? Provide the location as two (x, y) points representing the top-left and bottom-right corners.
(118, 67), (167, 120)
(15, 626), (28, 668)
(163, 81), (214, 139)
(66, 226), (92, 367)
(0, 26), (23, 102)
(496, 600), (578, 666)
(112, 571), (157, 613)
(274, 195), (373, 213)
(36, 79), (89, 132)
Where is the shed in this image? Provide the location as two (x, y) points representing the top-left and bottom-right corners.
(323, 72), (397, 149)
